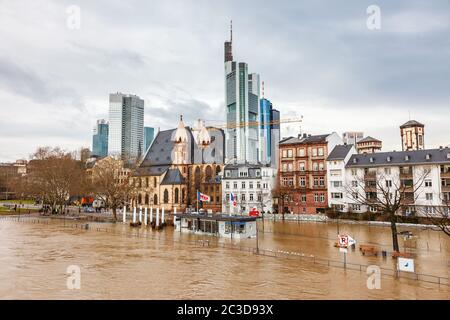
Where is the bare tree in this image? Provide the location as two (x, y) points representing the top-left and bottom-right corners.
(91, 156), (137, 222)
(272, 178), (291, 220)
(15, 147), (87, 213)
(424, 196), (450, 237)
(345, 167), (429, 252)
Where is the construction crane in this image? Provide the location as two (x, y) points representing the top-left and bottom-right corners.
(203, 115), (304, 130)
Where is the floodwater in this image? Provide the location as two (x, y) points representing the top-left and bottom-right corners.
(0, 217), (448, 299)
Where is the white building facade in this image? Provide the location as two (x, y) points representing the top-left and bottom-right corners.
(222, 164), (276, 215)
(327, 146), (450, 216)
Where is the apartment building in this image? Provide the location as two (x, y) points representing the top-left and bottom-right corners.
(278, 133), (342, 214)
(326, 146), (450, 216)
(222, 163), (276, 215)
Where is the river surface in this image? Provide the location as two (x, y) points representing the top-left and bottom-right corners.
(0, 217), (448, 299)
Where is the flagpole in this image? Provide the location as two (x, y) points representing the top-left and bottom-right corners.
(197, 189), (199, 213)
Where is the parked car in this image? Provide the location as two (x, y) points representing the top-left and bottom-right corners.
(84, 207), (95, 213)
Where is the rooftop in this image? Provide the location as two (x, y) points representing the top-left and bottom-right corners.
(357, 136), (381, 144)
(327, 144), (354, 161)
(346, 147), (450, 167)
(400, 120), (424, 128)
(279, 133), (331, 145)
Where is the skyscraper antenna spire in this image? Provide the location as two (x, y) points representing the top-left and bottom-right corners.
(230, 20), (233, 43)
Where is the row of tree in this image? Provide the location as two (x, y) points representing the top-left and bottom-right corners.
(10, 147), (135, 221)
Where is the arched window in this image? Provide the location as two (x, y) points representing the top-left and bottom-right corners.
(154, 177), (157, 188)
(146, 177), (149, 187)
(182, 188), (186, 202)
(195, 166), (201, 190)
(138, 193), (142, 204)
(205, 165), (212, 182)
(153, 194), (158, 205)
(216, 166), (221, 176)
(163, 189), (169, 204)
(175, 188), (179, 204)
(145, 194), (149, 205)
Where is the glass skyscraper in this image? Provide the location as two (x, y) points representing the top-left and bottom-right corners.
(144, 127), (155, 154)
(259, 98), (280, 168)
(108, 93), (144, 159)
(224, 29), (260, 164)
(92, 119), (109, 158)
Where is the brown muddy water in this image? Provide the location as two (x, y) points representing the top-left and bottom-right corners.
(0, 217), (448, 299)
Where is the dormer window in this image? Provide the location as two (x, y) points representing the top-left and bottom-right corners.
(225, 171), (231, 177)
(405, 155), (410, 161)
(370, 157), (374, 163)
(387, 156), (391, 162)
(426, 154), (431, 160)
(447, 152), (450, 159)
(353, 158), (357, 164)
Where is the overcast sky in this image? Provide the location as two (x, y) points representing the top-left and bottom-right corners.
(1, 0), (449, 161)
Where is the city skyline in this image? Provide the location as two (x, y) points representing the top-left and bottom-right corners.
(1, 0), (450, 162)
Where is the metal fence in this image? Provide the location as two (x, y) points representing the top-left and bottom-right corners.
(1, 215), (448, 287)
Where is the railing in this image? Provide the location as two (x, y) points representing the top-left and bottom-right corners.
(1, 216), (448, 287)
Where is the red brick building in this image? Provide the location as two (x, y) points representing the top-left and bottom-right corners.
(278, 133), (341, 214)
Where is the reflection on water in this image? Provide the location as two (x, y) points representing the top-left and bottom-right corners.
(0, 218), (448, 299)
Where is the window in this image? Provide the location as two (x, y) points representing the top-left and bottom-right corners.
(351, 169), (358, 176)
(300, 177), (306, 187)
(241, 194), (246, 201)
(369, 206), (377, 212)
(282, 164), (287, 172)
(331, 193), (343, 199)
(319, 162), (324, 171)
(318, 148), (324, 156)
(319, 177), (325, 186)
(301, 194), (307, 202)
(330, 169), (341, 177)
(257, 182), (261, 189)
(386, 180), (392, 187)
(384, 168), (391, 175)
(298, 148), (305, 157)
(352, 192), (359, 199)
(249, 182), (254, 189)
(314, 193), (319, 202)
(352, 181), (358, 187)
(426, 193), (433, 201)
(287, 149), (293, 158)
(163, 189), (169, 204)
(312, 148), (317, 157)
(263, 183), (268, 189)
(241, 182), (246, 189)
(320, 194), (325, 202)
(249, 194), (254, 201)
(257, 193), (262, 202)
(225, 194), (230, 201)
(425, 180), (432, 187)
(313, 162), (318, 171)
(255, 170), (261, 177)
(226, 171), (231, 177)
(282, 150), (287, 158)
(233, 182), (238, 189)
(288, 163), (293, 172)
(332, 181), (342, 187)
(226, 182), (230, 189)
(298, 162), (305, 171)
(352, 204), (361, 211)
(313, 177), (319, 186)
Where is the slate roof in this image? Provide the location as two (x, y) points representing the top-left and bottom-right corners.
(134, 165), (170, 176)
(279, 134), (331, 145)
(161, 168), (185, 185)
(140, 129), (176, 167)
(400, 120), (424, 128)
(346, 147), (450, 168)
(357, 136), (381, 143)
(327, 144), (354, 161)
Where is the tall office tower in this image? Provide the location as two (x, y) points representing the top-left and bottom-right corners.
(92, 119), (109, 158)
(259, 97), (280, 168)
(108, 92), (144, 159)
(144, 127), (155, 153)
(224, 22), (260, 164)
(342, 132), (364, 145)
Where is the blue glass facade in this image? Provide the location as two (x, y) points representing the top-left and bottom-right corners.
(144, 127), (155, 154)
(260, 98), (280, 167)
(92, 121), (109, 158)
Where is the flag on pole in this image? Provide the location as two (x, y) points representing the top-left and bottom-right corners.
(230, 193), (237, 207)
(197, 191), (210, 202)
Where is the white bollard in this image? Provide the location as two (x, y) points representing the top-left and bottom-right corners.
(133, 207), (136, 223)
(144, 207), (148, 226)
(174, 207), (177, 215)
(122, 206), (126, 223)
(150, 207), (153, 224)
(162, 208), (165, 224)
(156, 208), (160, 227)
(139, 206), (142, 223)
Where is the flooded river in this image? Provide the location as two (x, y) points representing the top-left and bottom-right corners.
(0, 217), (448, 299)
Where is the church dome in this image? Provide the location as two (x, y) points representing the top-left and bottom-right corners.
(173, 115), (189, 143)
